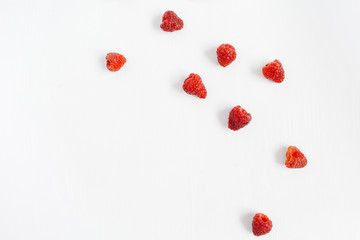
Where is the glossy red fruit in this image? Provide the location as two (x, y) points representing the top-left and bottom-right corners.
(183, 73), (207, 99)
(286, 146), (307, 168)
(160, 11), (184, 32)
(216, 44), (237, 67)
(106, 52), (126, 72)
(228, 106), (251, 130)
(262, 59), (285, 83)
(252, 213), (273, 236)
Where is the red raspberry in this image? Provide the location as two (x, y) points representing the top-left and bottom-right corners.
(160, 11), (184, 32)
(216, 44), (237, 67)
(262, 60), (285, 83)
(228, 105), (251, 130)
(183, 73), (207, 99)
(252, 213), (273, 236)
(286, 146), (307, 168)
(106, 52), (126, 72)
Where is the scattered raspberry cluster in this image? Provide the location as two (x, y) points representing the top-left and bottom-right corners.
(104, 10), (309, 237)
(160, 10), (184, 32)
(228, 105), (252, 130)
(286, 146), (307, 168)
(252, 213), (273, 236)
(183, 73), (207, 99)
(262, 59), (285, 83)
(106, 52), (126, 72)
(217, 44), (237, 67)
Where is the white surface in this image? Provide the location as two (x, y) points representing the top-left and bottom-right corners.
(1, 0), (360, 239)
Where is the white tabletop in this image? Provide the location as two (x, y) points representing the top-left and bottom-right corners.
(0, 0), (359, 239)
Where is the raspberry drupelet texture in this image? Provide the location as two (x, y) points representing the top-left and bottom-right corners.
(216, 44), (237, 67)
(262, 59), (285, 83)
(160, 11), (184, 32)
(106, 52), (126, 72)
(228, 105), (251, 130)
(286, 146), (307, 168)
(252, 213), (273, 236)
(183, 73), (207, 99)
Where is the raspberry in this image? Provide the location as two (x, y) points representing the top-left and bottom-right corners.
(216, 44), (237, 67)
(183, 73), (207, 99)
(228, 106), (251, 130)
(286, 146), (307, 168)
(262, 60), (285, 83)
(252, 213), (273, 236)
(160, 11), (184, 32)
(106, 52), (126, 72)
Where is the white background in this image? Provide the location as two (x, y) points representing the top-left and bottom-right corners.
(1, 0), (360, 239)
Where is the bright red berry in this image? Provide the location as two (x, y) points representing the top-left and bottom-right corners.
(286, 146), (307, 168)
(160, 11), (184, 32)
(252, 213), (273, 237)
(262, 59), (285, 83)
(216, 44), (237, 67)
(183, 73), (207, 99)
(106, 52), (126, 72)
(228, 106), (251, 130)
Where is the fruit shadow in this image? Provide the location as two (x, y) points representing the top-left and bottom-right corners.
(251, 64), (264, 78)
(240, 212), (255, 233)
(205, 47), (218, 66)
(153, 14), (162, 30)
(276, 145), (288, 165)
(100, 54), (107, 72)
(218, 107), (231, 129)
(172, 75), (187, 94)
